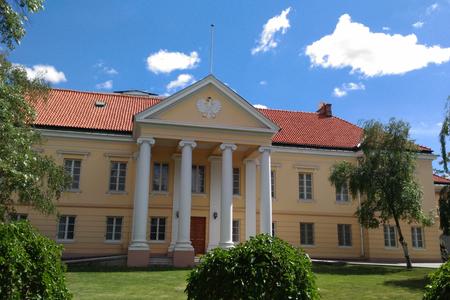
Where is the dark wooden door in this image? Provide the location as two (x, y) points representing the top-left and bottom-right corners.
(190, 217), (206, 255)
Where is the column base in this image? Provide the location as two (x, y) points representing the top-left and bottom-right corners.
(127, 249), (150, 267)
(173, 249), (195, 267)
(207, 243), (219, 251)
(219, 241), (235, 249)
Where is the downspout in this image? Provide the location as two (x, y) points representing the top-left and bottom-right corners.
(358, 192), (365, 257)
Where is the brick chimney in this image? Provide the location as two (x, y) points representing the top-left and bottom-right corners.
(317, 102), (332, 118)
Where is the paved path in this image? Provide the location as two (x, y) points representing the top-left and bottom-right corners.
(312, 259), (443, 269)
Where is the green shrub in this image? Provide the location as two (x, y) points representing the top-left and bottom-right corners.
(423, 260), (450, 300)
(0, 221), (72, 299)
(185, 234), (319, 300)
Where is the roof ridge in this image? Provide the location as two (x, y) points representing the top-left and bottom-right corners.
(258, 107), (318, 115)
(51, 88), (163, 101)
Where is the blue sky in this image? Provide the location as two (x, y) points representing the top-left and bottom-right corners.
(11, 1), (450, 168)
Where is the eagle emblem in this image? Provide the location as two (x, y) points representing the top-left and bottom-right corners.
(196, 97), (221, 119)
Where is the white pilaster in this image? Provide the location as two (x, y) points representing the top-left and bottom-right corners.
(129, 137), (155, 250)
(245, 159), (257, 239)
(207, 156), (222, 250)
(174, 140), (197, 251)
(168, 154), (181, 252)
(219, 143), (237, 249)
(259, 146), (272, 235)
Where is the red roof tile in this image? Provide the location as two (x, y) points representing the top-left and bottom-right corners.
(32, 89), (432, 153)
(433, 174), (450, 185)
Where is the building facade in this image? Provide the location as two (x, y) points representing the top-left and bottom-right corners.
(15, 75), (440, 267)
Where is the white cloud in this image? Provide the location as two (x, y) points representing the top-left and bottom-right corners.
(94, 61), (118, 75)
(410, 121), (441, 137)
(333, 82), (365, 98)
(253, 104), (268, 109)
(305, 14), (450, 77)
(259, 80), (268, 85)
(166, 74), (195, 91)
(146, 50), (200, 74)
(382, 26), (391, 31)
(95, 80), (113, 90)
(251, 7), (291, 55)
(21, 64), (67, 84)
(412, 21), (425, 29)
(426, 3), (439, 15)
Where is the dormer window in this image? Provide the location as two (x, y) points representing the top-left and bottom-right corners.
(95, 101), (106, 108)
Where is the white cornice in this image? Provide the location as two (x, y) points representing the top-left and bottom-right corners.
(38, 129), (134, 142)
(271, 145), (359, 157)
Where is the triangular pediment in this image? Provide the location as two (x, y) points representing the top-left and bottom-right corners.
(135, 75), (279, 133)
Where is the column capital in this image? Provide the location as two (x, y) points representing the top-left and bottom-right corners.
(220, 143), (237, 151)
(244, 158), (259, 165)
(179, 140), (197, 149)
(208, 155), (222, 162)
(258, 146), (272, 153)
(172, 154), (181, 161)
(137, 137), (155, 145)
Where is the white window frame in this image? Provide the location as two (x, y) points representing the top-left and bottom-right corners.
(232, 220), (240, 243)
(384, 224), (397, 248)
(64, 159), (81, 191)
(336, 182), (350, 203)
(57, 215), (76, 241)
(300, 223), (314, 246)
(109, 161), (127, 192)
(192, 165), (205, 194)
(105, 216), (123, 241)
(150, 217), (166, 241)
(411, 226), (425, 249)
(299, 173), (313, 201)
(152, 162), (169, 192)
(337, 224), (352, 247)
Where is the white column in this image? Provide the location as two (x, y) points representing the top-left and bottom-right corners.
(259, 147), (272, 235)
(219, 143), (237, 249)
(168, 154), (181, 252)
(129, 137), (155, 250)
(174, 140), (196, 251)
(207, 156), (221, 250)
(245, 159), (257, 239)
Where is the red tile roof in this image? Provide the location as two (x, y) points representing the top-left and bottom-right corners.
(32, 89), (432, 153)
(433, 174), (450, 185)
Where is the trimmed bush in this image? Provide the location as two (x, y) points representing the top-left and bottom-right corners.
(423, 260), (450, 300)
(0, 221), (72, 299)
(185, 234), (319, 300)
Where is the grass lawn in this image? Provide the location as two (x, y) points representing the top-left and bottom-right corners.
(66, 264), (432, 299)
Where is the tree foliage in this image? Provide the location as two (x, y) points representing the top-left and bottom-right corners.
(439, 186), (450, 236)
(185, 234), (319, 300)
(0, 0), (70, 220)
(440, 96), (450, 173)
(423, 260), (450, 300)
(329, 119), (431, 268)
(0, 221), (72, 299)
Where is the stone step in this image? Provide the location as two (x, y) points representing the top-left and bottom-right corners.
(149, 256), (173, 266)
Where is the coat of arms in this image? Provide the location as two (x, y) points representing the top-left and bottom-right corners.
(196, 97), (221, 119)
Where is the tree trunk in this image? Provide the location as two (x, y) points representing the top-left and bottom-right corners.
(394, 217), (412, 269)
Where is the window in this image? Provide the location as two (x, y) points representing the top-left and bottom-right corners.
(106, 217), (123, 241)
(299, 173), (313, 200)
(64, 159), (81, 190)
(150, 217), (166, 241)
(192, 165), (205, 193)
(300, 223), (314, 245)
(57, 216), (76, 240)
(271, 170), (276, 199)
(337, 224), (352, 246)
(9, 213), (27, 221)
(232, 220), (240, 243)
(109, 161), (127, 192)
(272, 222), (276, 237)
(384, 225), (397, 247)
(336, 182), (349, 202)
(233, 168), (240, 195)
(153, 162), (169, 192)
(411, 227), (424, 248)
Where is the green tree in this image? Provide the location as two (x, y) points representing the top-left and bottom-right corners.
(329, 119), (431, 269)
(0, 0), (70, 221)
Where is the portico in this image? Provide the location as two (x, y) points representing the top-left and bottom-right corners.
(126, 75), (279, 267)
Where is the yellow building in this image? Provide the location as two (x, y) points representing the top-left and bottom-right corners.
(17, 75), (440, 267)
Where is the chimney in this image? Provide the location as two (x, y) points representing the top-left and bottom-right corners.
(317, 102), (332, 118)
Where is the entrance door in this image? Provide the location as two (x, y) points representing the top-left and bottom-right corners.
(190, 217), (206, 255)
